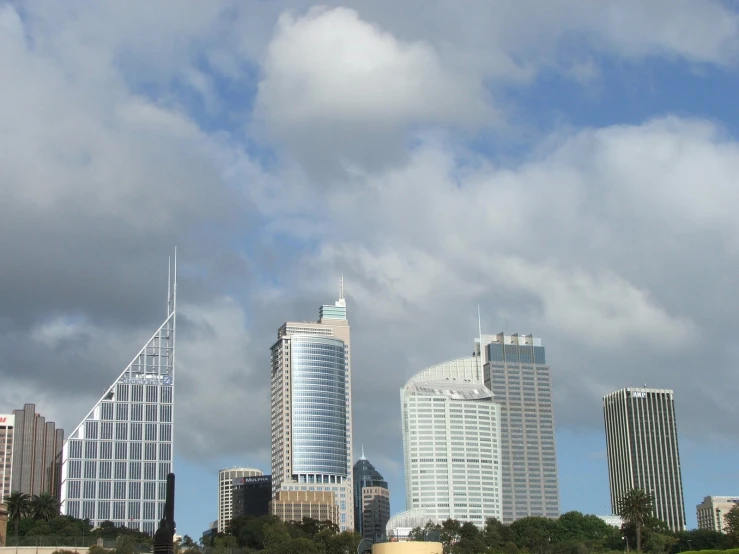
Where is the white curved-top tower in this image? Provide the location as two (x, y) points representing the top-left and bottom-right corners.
(400, 355), (501, 528)
(218, 467), (264, 532)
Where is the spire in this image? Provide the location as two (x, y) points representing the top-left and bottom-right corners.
(360, 444), (366, 460)
(335, 273), (346, 308)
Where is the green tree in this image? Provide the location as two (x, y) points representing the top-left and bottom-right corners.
(30, 493), (59, 521)
(484, 518), (513, 550)
(325, 531), (362, 554)
(725, 503), (739, 547)
(618, 489), (654, 551)
(6, 491), (31, 543)
(509, 516), (556, 554)
(114, 535), (136, 554)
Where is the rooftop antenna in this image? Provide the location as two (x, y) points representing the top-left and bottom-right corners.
(336, 273), (346, 308)
(167, 256), (171, 317)
(360, 445), (366, 460)
(477, 305), (484, 380)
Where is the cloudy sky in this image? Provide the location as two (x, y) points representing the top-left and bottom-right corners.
(2, 0), (739, 537)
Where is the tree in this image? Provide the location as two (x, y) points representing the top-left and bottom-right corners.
(30, 493), (60, 521)
(618, 489), (654, 552)
(6, 491), (31, 543)
(724, 503), (739, 547)
(509, 516), (556, 553)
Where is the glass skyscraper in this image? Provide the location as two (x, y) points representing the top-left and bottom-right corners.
(482, 333), (560, 523)
(270, 283), (354, 530)
(353, 450), (390, 541)
(60, 261), (176, 534)
(604, 387), (685, 531)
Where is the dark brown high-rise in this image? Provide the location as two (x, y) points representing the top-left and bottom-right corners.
(10, 404), (64, 499)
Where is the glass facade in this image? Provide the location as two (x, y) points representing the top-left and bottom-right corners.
(291, 335), (348, 476)
(60, 302), (175, 535)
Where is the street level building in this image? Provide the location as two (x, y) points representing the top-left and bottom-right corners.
(233, 475), (272, 519)
(482, 333), (559, 522)
(401, 354), (502, 527)
(270, 281), (354, 530)
(0, 415), (13, 504)
(353, 451), (390, 542)
(218, 468), (263, 532)
(696, 496), (739, 533)
(603, 387), (686, 532)
(8, 405), (64, 499)
(270, 490), (339, 524)
(60, 260), (177, 534)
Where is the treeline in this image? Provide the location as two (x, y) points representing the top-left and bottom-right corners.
(409, 512), (739, 554)
(194, 515), (363, 554)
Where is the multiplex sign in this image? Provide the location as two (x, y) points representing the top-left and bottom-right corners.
(0, 414), (15, 425)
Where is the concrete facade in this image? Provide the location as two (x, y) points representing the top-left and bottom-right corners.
(482, 333), (560, 523)
(9, 405), (63, 499)
(270, 285), (354, 530)
(604, 387), (686, 532)
(696, 496), (739, 532)
(0, 504), (6, 546)
(270, 490), (339, 524)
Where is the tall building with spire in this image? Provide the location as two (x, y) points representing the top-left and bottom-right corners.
(270, 279), (354, 530)
(353, 449), (390, 542)
(60, 256), (177, 534)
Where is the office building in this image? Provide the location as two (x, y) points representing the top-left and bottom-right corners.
(401, 354), (502, 527)
(0, 502), (7, 546)
(7, 405), (64, 499)
(481, 333), (559, 522)
(0, 415), (13, 504)
(696, 496), (739, 532)
(353, 451), (390, 541)
(232, 475), (272, 519)
(60, 260), (177, 534)
(603, 387), (686, 532)
(270, 490), (339, 524)
(270, 280), (354, 530)
(218, 467), (263, 532)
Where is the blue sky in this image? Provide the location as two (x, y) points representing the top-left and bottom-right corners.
(2, 0), (739, 541)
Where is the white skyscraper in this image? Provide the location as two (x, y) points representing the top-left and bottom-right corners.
(400, 354), (502, 527)
(60, 257), (176, 534)
(270, 280), (354, 530)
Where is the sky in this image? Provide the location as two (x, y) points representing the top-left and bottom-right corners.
(2, 0), (739, 540)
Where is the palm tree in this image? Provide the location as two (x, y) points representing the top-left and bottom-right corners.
(618, 488), (654, 551)
(30, 492), (59, 521)
(6, 491), (31, 544)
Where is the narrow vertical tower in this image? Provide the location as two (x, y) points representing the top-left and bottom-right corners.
(270, 278), (354, 530)
(60, 254), (177, 534)
(603, 387), (685, 531)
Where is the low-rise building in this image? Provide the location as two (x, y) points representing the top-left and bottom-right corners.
(270, 490), (339, 525)
(696, 496), (739, 532)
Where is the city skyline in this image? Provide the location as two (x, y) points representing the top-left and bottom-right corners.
(3, 0), (739, 541)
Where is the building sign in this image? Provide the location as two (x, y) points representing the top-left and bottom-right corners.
(632, 391), (647, 399)
(0, 414), (14, 425)
(234, 476), (271, 485)
(121, 375), (173, 385)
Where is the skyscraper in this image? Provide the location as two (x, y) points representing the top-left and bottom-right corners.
(353, 449), (390, 542)
(218, 467), (263, 532)
(7, 404), (64, 500)
(60, 258), (176, 534)
(482, 333), (559, 522)
(401, 355), (502, 527)
(270, 281), (354, 530)
(603, 387), (686, 532)
(0, 414), (14, 504)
